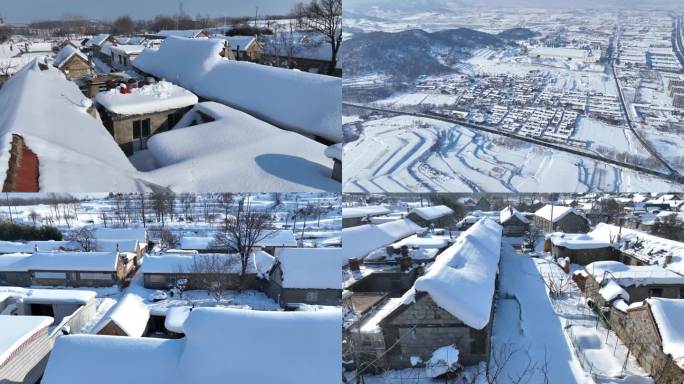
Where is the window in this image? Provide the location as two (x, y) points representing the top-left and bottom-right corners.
(148, 275), (167, 284)
(133, 119), (151, 139)
(168, 112), (179, 128)
(123, 57), (128, 67)
(680, 287), (684, 299)
(649, 288), (663, 298)
(33, 271), (66, 279)
(79, 272), (113, 280)
(305, 291), (318, 303)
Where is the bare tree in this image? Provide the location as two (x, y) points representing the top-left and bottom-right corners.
(213, 195), (274, 289)
(138, 193), (147, 228)
(112, 15), (135, 35)
(158, 228), (178, 250)
(67, 227), (98, 251)
(180, 193), (196, 222)
(185, 254), (239, 302)
(28, 210), (40, 226)
(299, 0), (342, 75)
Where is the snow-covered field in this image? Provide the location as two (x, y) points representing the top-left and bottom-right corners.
(343, 115), (676, 193)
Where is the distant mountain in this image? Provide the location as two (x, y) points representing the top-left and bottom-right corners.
(498, 27), (541, 41)
(340, 28), (514, 81)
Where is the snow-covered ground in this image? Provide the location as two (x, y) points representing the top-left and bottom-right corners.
(343, 115), (676, 193)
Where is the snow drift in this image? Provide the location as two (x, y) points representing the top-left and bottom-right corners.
(133, 37), (342, 143)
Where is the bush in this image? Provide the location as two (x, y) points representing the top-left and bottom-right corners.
(0, 221), (63, 241)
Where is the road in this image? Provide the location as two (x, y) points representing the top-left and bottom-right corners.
(672, 16), (684, 69)
(343, 102), (681, 183)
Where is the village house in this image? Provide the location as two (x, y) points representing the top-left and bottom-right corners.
(141, 251), (275, 290)
(0, 251), (137, 287)
(499, 206), (530, 236)
(226, 35), (262, 61)
(608, 298), (684, 383)
(580, 261), (684, 309)
(156, 29), (210, 39)
(92, 227), (148, 259)
(84, 33), (115, 57)
(95, 80), (198, 155)
(342, 206), (392, 228)
(406, 205), (455, 228)
(343, 219), (422, 262)
(545, 232), (614, 265)
(534, 204), (589, 233)
(261, 31), (340, 76)
(0, 315), (53, 384)
(178, 229), (297, 256)
(42, 307), (341, 384)
(266, 247), (343, 307)
(588, 223), (684, 270)
(91, 293), (150, 337)
(52, 45), (91, 80)
(357, 219), (502, 370)
(109, 45), (145, 71)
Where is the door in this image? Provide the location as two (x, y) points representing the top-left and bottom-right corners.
(132, 118), (152, 152)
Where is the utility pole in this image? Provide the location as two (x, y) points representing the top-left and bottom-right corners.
(254, 6), (259, 28)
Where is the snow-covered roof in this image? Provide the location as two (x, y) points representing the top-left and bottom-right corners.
(0, 240), (72, 254)
(53, 45), (88, 69)
(585, 261), (684, 287)
(343, 218), (422, 260)
(226, 35), (257, 50)
(275, 247), (343, 289)
(499, 206), (529, 224)
(412, 218), (502, 329)
(91, 293), (150, 337)
(547, 233), (610, 250)
(179, 230), (297, 250)
(142, 251), (274, 275)
(534, 205), (578, 222)
(0, 61), (146, 191)
(409, 205), (454, 221)
(29, 251), (119, 272)
(43, 307), (341, 384)
(164, 306), (190, 333)
(133, 37), (341, 143)
(157, 30), (206, 39)
(342, 205), (391, 219)
(0, 253), (32, 271)
(647, 298), (684, 369)
(0, 287), (96, 305)
(93, 228), (146, 242)
(109, 44), (145, 56)
(0, 315), (53, 366)
(85, 34), (111, 47)
(599, 279), (630, 302)
(143, 102), (338, 191)
(324, 143), (342, 161)
(263, 31), (337, 63)
(95, 81), (198, 116)
(589, 223), (684, 275)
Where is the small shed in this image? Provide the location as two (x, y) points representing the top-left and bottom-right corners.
(534, 205), (589, 233)
(545, 233), (614, 265)
(92, 293), (150, 337)
(267, 247), (343, 307)
(226, 35), (262, 61)
(499, 206), (530, 236)
(342, 205), (392, 228)
(95, 81), (198, 155)
(53, 45), (91, 80)
(406, 205), (455, 228)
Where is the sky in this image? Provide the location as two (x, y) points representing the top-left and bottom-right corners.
(0, 0), (302, 23)
(345, 0), (684, 12)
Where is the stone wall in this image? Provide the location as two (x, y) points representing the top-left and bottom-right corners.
(381, 293), (490, 368)
(609, 305), (684, 383)
(551, 245), (615, 265)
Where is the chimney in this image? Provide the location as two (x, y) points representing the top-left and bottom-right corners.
(348, 258), (361, 272)
(399, 255), (413, 272)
